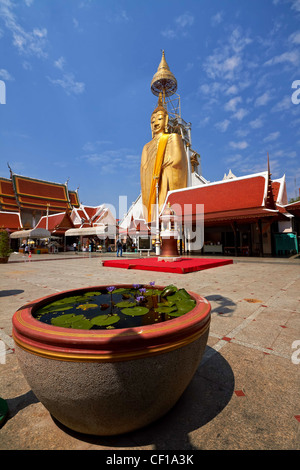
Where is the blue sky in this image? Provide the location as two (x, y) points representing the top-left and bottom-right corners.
(0, 0), (299, 219)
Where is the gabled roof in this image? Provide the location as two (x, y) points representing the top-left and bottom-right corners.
(284, 199), (300, 217)
(11, 174), (73, 213)
(34, 211), (74, 234)
(0, 211), (23, 232)
(165, 171), (283, 224)
(0, 177), (19, 212)
(68, 190), (80, 208)
(71, 204), (116, 228)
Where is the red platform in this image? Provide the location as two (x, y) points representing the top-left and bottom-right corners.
(102, 257), (233, 274)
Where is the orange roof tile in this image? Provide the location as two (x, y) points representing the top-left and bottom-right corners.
(0, 178), (19, 212)
(0, 211), (23, 231)
(12, 174), (72, 212)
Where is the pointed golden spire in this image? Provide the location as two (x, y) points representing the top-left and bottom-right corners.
(151, 50), (177, 98)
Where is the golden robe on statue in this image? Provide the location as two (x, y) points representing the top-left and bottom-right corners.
(140, 105), (187, 223)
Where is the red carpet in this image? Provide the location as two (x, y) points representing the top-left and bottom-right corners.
(102, 257), (233, 274)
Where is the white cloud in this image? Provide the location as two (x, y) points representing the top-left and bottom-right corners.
(161, 11), (194, 39)
(255, 91), (272, 107)
(263, 131), (280, 142)
(289, 30), (300, 44)
(211, 11), (223, 26)
(0, 68), (14, 80)
(226, 84), (239, 95)
(54, 56), (65, 70)
(48, 73), (85, 95)
(232, 108), (248, 120)
(225, 96), (242, 112)
(229, 141), (249, 149)
(264, 50), (299, 66)
(0, 0), (48, 57)
(271, 96), (292, 112)
(215, 119), (230, 132)
(203, 27), (252, 80)
(249, 116), (264, 128)
(291, 0), (300, 12)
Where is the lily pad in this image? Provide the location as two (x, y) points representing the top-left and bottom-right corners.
(112, 288), (131, 294)
(155, 305), (178, 314)
(168, 288), (191, 302)
(51, 314), (78, 327)
(144, 288), (162, 296)
(91, 314), (120, 326)
(76, 303), (98, 311)
(174, 299), (196, 315)
(70, 318), (92, 329)
(161, 285), (178, 297)
(121, 306), (149, 316)
(82, 291), (102, 297)
(37, 304), (74, 315)
(115, 300), (137, 308)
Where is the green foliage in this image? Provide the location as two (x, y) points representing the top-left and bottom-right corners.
(0, 230), (10, 258)
(121, 306), (149, 316)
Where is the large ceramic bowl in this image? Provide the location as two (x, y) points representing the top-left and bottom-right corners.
(12, 284), (211, 436)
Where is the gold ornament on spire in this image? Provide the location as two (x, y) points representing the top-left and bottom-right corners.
(150, 50), (177, 100)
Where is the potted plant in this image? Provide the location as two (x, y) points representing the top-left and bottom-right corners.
(12, 283), (211, 436)
(0, 229), (10, 263)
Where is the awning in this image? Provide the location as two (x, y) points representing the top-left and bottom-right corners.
(65, 226), (115, 237)
(10, 228), (51, 239)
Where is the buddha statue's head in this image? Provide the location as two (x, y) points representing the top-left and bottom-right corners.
(151, 94), (169, 138)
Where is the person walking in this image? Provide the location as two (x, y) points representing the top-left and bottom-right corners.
(116, 238), (123, 257)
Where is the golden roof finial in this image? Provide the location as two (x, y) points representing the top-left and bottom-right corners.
(151, 50), (177, 97)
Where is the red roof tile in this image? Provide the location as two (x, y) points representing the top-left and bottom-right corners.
(165, 172), (285, 223)
(0, 211), (23, 231)
(35, 212), (74, 234)
(12, 174), (72, 212)
(0, 178), (19, 212)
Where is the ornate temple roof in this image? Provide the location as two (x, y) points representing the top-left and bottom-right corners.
(0, 177), (19, 212)
(34, 211), (74, 235)
(0, 211), (23, 232)
(165, 171), (290, 225)
(0, 173), (80, 213)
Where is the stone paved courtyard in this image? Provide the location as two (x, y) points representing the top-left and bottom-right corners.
(0, 251), (299, 450)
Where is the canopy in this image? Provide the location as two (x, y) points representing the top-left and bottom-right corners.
(64, 226), (115, 237)
(10, 228), (51, 239)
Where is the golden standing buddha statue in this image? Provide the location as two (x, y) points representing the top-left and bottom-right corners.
(140, 98), (187, 223)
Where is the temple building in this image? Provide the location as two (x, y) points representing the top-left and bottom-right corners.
(119, 51), (299, 257)
(0, 169), (80, 230)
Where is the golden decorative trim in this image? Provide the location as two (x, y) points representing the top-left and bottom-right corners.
(13, 320), (210, 363)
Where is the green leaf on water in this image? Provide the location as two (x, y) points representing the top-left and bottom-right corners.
(70, 318), (92, 329)
(76, 303), (98, 311)
(155, 305), (178, 314)
(161, 285), (178, 297)
(144, 288), (162, 296)
(115, 300), (137, 308)
(112, 288), (131, 294)
(37, 304), (74, 315)
(91, 315), (120, 326)
(82, 291), (102, 297)
(121, 306), (149, 316)
(168, 300), (196, 316)
(51, 314), (78, 327)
